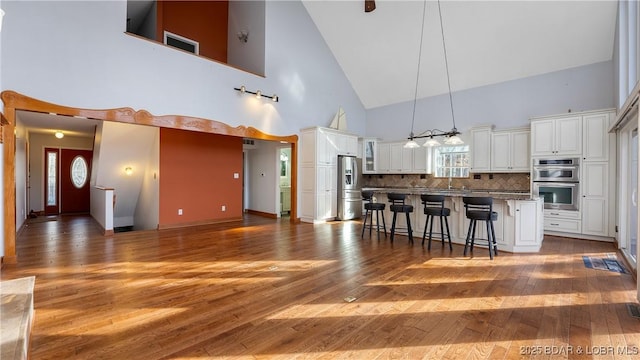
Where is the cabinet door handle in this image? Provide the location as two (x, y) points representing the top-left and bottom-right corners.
(550, 212), (559, 215)
(550, 223), (559, 226)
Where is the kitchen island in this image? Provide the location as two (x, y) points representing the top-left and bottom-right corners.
(363, 188), (544, 253)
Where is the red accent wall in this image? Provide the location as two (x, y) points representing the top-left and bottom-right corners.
(157, 0), (228, 62)
(159, 128), (242, 227)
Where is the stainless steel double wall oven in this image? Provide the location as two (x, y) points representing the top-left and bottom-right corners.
(532, 158), (580, 211)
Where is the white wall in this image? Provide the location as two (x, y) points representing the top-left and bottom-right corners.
(133, 129), (159, 231)
(228, 0), (265, 75)
(367, 61), (615, 141)
(15, 135), (26, 230)
(247, 140), (278, 215)
(93, 121), (157, 228)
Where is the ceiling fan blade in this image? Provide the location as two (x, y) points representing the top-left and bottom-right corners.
(365, 0), (376, 13)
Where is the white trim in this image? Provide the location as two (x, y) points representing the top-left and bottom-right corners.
(163, 31), (200, 55)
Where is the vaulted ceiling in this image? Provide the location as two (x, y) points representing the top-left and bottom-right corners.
(302, 0), (618, 110)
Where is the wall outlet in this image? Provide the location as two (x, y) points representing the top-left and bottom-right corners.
(234, 173), (239, 179)
(178, 208), (183, 215)
(221, 205), (226, 211)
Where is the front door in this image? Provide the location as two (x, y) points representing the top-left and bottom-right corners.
(44, 148), (92, 215)
(61, 149), (92, 213)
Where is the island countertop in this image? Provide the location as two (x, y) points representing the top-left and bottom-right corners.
(362, 187), (537, 201)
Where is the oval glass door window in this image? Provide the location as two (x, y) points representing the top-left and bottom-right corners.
(71, 156), (88, 188)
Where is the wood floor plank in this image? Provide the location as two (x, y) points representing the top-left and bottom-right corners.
(2, 215), (639, 359)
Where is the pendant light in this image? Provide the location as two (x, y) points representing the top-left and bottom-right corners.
(404, 0), (463, 148)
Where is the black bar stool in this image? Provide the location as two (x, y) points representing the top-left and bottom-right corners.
(387, 193), (414, 243)
(361, 190), (386, 239)
(420, 194), (452, 251)
(462, 196), (498, 259)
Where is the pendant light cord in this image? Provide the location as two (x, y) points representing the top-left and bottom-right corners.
(438, 0), (457, 131)
(409, 0), (428, 139)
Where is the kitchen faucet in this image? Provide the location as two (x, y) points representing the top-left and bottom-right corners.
(448, 176), (452, 190)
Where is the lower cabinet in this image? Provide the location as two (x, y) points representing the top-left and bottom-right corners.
(370, 192), (544, 252)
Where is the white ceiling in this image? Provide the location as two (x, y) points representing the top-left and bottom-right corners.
(17, 110), (100, 138)
(302, 0), (619, 109)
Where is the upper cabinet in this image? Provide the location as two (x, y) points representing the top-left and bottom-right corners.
(582, 112), (612, 162)
(303, 127), (358, 166)
(372, 140), (430, 174)
(491, 129), (530, 172)
(469, 126), (492, 173)
(530, 116), (582, 156)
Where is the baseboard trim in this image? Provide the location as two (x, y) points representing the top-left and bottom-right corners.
(245, 209), (278, 219)
(158, 217), (244, 230)
(544, 231), (615, 242)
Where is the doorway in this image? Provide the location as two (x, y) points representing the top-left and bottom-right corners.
(44, 147), (92, 215)
(279, 147), (292, 216)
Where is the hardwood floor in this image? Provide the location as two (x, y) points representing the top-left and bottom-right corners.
(2, 214), (640, 359)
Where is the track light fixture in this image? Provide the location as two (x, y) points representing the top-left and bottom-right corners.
(234, 86), (279, 102)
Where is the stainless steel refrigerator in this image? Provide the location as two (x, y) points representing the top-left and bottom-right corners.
(337, 155), (362, 220)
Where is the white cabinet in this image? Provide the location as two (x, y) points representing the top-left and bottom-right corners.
(469, 126), (492, 172)
(514, 199), (543, 250)
(532, 109), (616, 240)
(580, 111), (616, 237)
(377, 142), (391, 173)
(377, 142), (422, 173)
(491, 129), (530, 172)
(582, 113), (611, 162)
(300, 127), (357, 223)
(581, 162), (609, 236)
(530, 116), (582, 156)
(412, 147), (429, 173)
(280, 187), (291, 214)
(388, 143), (413, 173)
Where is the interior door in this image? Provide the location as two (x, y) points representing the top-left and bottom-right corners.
(60, 149), (92, 213)
(44, 148), (60, 215)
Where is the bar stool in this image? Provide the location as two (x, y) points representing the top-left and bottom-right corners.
(462, 196), (498, 259)
(387, 193), (414, 244)
(420, 194), (452, 251)
(361, 190), (387, 239)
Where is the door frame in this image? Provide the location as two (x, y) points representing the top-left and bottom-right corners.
(1, 90), (299, 264)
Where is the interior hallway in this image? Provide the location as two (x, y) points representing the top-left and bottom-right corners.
(2, 214), (640, 359)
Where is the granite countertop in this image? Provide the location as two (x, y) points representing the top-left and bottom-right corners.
(362, 187), (538, 200)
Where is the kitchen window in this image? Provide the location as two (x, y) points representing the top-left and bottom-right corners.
(433, 145), (470, 178)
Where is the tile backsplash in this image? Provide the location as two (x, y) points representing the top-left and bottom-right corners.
(362, 172), (531, 192)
